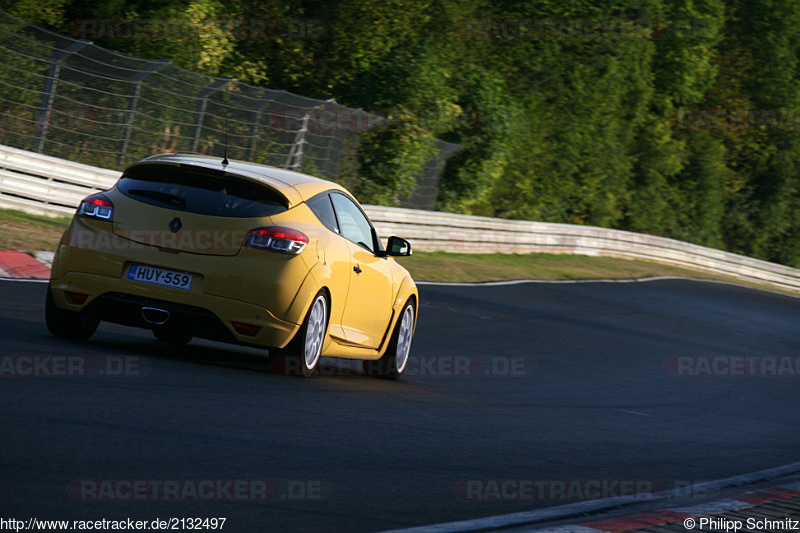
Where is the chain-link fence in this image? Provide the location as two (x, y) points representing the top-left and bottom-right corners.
(0, 10), (459, 209)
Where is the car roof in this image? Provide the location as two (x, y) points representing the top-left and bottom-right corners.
(130, 153), (348, 207)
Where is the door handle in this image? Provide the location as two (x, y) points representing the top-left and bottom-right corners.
(353, 265), (362, 274)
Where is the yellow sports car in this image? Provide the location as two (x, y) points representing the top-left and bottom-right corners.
(46, 154), (418, 378)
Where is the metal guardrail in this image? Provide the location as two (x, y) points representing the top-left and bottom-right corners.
(2, 143), (799, 293)
(0, 143), (118, 216)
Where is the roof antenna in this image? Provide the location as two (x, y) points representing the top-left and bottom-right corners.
(222, 119), (229, 166)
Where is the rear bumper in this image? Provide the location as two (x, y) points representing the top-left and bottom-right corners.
(49, 273), (300, 349)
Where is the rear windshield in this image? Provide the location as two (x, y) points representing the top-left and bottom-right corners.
(117, 164), (288, 218)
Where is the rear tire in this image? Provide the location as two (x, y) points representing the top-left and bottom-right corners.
(45, 286), (99, 341)
(270, 292), (328, 377)
(363, 301), (414, 379)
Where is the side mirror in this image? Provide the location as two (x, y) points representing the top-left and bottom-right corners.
(386, 236), (412, 257)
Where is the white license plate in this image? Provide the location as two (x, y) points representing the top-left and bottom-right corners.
(126, 264), (193, 290)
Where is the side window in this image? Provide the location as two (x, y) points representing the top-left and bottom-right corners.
(306, 193), (339, 233)
(330, 192), (375, 253)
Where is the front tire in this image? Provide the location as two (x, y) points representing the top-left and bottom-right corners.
(45, 286), (99, 341)
(271, 292), (328, 377)
(363, 301), (414, 379)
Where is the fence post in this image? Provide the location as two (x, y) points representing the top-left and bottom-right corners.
(316, 99), (339, 177)
(284, 111), (311, 171)
(33, 40), (91, 154)
(190, 77), (233, 153)
(117, 59), (169, 166)
(247, 93), (278, 162)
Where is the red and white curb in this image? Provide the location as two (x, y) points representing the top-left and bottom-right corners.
(381, 462), (800, 533)
(0, 250), (51, 279)
(539, 484), (800, 532)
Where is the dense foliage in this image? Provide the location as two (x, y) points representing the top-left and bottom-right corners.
(3, 0), (800, 266)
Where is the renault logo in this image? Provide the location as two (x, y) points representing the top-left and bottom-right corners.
(169, 217), (183, 233)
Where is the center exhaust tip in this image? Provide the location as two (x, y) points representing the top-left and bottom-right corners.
(141, 306), (170, 325)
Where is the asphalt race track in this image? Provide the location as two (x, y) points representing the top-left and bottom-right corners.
(2, 278), (800, 532)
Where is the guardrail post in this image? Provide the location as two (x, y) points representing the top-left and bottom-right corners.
(33, 40), (91, 154)
(190, 77), (233, 153)
(117, 59), (170, 166)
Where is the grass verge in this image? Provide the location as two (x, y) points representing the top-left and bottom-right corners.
(395, 251), (706, 283)
(394, 251), (800, 297)
(0, 209), (71, 251)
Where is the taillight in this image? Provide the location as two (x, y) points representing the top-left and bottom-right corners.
(232, 322), (260, 336)
(77, 193), (113, 221)
(245, 227), (308, 254)
(66, 292), (88, 305)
